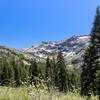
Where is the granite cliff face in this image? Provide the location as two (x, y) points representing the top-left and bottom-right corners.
(22, 35), (90, 62)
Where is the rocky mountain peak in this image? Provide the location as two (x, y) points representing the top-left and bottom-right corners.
(21, 35), (90, 62)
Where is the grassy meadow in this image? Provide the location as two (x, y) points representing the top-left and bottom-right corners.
(0, 86), (98, 100)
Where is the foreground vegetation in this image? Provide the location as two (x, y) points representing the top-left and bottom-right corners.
(0, 86), (98, 100)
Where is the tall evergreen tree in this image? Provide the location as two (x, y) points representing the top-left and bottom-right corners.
(19, 61), (28, 83)
(29, 59), (38, 86)
(0, 61), (14, 86)
(51, 57), (57, 88)
(91, 6), (100, 34)
(91, 6), (100, 55)
(45, 57), (52, 91)
(81, 6), (100, 96)
(0, 61), (9, 85)
(94, 7), (100, 98)
(56, 51), (68, 92)
(81, 45), (99, 96)
(45, 57), (51, 80)
(16, 63), (22, 86)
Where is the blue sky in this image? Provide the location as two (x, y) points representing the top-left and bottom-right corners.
(0, 0), (99, 49)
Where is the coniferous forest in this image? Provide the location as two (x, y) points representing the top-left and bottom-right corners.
(0, 50), (79, 90)
(0, 6), (100, 100)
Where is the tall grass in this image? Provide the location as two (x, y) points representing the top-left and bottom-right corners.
(0, 86), (98, 100)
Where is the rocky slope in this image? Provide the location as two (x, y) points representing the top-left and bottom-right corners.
(0, 46), (45, 65)
(21, 35), (90, 62)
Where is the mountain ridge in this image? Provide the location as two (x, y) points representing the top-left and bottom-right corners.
(21, 34), (90, 61)
(0, 34), (90, 69)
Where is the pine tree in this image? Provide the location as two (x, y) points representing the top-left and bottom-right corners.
(45, 57), (51, 80)
(91, 6), (100, 34)
(32, 59), (38, 87)
(23, 65), (29, 83)
(16, 63), (22, 86)
(51, 57), (57, 88)
(69, 71), (79, 90)
(81, 6), (100, 96)
(38, 62), (46, 80)
(19, 61), (28, 83)
(95, 31), (100, 100)
(45, 57), (52, 91)
(32, 59), (38, 77)
(91, 6), (100, 56)
(95, 70), (100, 99)
(0, 61), (9, 85)
(56, 51), (68, 92)
(94, 7), (100, 98)
(0, 61), (13, 85)
(29, 59), (38, 86)
(81, 46), (99, 96)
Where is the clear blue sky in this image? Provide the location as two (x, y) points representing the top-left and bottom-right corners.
(0, 0), (99, 49)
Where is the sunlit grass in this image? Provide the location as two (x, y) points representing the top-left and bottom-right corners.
(0, 86), (98, 100)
